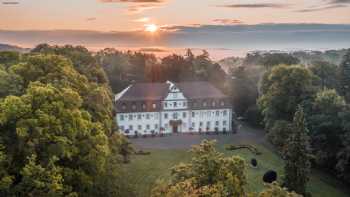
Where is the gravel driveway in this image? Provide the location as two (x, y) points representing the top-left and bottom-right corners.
(130, 122), (267, 150)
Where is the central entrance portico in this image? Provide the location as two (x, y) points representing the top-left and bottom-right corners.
(170, 120), (182, 133)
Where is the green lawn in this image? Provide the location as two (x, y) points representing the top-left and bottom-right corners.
(125, 137), (349, 197)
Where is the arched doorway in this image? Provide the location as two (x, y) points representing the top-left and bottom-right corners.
(169, 120), (182, 133)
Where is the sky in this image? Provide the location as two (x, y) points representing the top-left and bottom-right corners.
(1, 0), (350, 59)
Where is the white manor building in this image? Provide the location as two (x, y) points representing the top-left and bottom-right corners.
(115, 81), (233, 136)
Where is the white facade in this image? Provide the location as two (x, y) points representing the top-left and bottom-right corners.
(116, 81), (233, 136)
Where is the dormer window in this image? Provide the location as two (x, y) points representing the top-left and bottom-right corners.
(132, 104), (136, 110)
(174, 102), (177, 107)
(192, 101), (197, 107)
(122, 103), (126, 110)
(152, 103), (157, 109)
(220, 101), (225, 106)
(142, 103), (146, 109)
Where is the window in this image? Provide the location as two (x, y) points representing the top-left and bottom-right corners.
(120, 114), (124, 121)
(125, 129), (130, 134)
(152, 103), (157, 109)
(221, 101), (225, 106)
(192, 112), (195, 118)
(138, 125), (142, 130)
(164, 102), (168, 108)
(193, 101), (197, 107)
(129, 125), (133, 130)
(199, 122), (203, 127)
(207, 111), (211, 117)
(183, 112), (187, 118)
(183, 102), (187, 107)
(215, 121), (219, 126)
(223, 110), (227, 116)
(207, 121), (211, 127)
(122, 104), (126, 110)
(174, 102), (177, 107)
(173, 113), (178, 119)
(155, 124), (158, 129)
(216, 111), (220, 116)
(142, 103), (146, 109)
(129, 114), (133, 121)
(164, 113), (168, 119)
(146, 125), (150, 130)
(137, 114), (142, 120)
(192, 122), (195, 128)
(223, 121), (227, 126)
(146, 114), (150, 119)
(132, 104), (136, 110)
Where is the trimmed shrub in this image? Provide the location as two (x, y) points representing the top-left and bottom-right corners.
(263, 170), (277, 183)
(251, 158), (258, 167)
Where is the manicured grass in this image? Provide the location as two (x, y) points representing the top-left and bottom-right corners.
(124, 142), (350, 197)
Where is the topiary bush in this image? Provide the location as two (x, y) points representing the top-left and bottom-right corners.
(251, 158), (258, 168)
(263, 170), (277, 183)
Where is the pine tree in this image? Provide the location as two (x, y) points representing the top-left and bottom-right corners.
(338, 49), (350, 102)
(284, 105), (311, 195)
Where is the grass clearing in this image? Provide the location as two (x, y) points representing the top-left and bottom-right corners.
(125, 125), (349, 197)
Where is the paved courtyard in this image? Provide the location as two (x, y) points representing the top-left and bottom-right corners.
(130, 122), (267, 149)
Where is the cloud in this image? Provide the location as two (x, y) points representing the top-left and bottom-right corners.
(99, 0), (163, 3)
(86, 17), (97, 21)
(133, 17), (150, 22)
(127, 3), (160, 13)
(296, 4), (346, 12)
(2, 1), (20, 5)
(139, 47), (168, 52)
(213, 19), (243, 25)
(98, 0), (166, 13)
(216, 3), (289, 9)
(328, 0), (350, 4)
(295, 0), (350, 12)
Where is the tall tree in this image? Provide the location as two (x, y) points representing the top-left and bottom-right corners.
(307, 89), (346, 169)
(151, 140), (247, 197)
(260, 53), (300, 69)
(338, 49), (350, 102)
(309, 61), (338, 89)
(258, 65), (314, 129)
(284, 106), (311, 195)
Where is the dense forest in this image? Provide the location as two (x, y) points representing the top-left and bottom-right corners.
(0, 44), (350, 196)
(225, 49), (350, 188)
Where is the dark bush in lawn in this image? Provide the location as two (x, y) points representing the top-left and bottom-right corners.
(263, 170), (277, 183)
(251, 158), (258, 167)
(135, 150), (151, 155)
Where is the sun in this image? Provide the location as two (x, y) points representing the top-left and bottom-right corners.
(145, 24), (158, 33)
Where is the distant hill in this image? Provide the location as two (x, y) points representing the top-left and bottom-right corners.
(0, 43), (29, 52)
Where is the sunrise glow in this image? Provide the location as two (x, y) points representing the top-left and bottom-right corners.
(145, 24), (158, 33)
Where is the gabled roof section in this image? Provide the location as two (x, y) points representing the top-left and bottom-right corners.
(117, 83), (170, 101)
(116, 81), (227, 102)
(176, 81), (227, 99)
